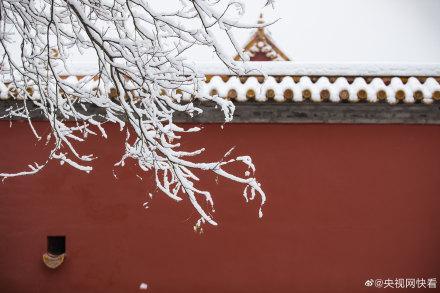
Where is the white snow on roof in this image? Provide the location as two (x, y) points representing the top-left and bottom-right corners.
(2, 73), (440, 104)
(51, 60), (440, 77)
(199, 75), (440, 104)
(60, 61), (100, 76)
(195, 62), (440, 76)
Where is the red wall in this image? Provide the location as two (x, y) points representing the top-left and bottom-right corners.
(0, 121), (439, 293)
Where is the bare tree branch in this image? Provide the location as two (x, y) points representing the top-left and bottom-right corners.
(0, 0), (266, 229)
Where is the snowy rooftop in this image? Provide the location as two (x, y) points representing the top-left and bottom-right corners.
(197, 62), (440, 77)
(1, 12), (440, 105)
(201, 75), (440, 104)
(28, 61), (440, 77)
(1, 63), (440, 104)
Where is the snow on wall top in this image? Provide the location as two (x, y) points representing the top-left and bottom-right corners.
(196, 62), (440, 77)
(199, 75), (440, 104)
(2, 62), (440, 104)
(45, 61), (440, 77)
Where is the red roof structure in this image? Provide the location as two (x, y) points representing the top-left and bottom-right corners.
(235, 14), (290, 61)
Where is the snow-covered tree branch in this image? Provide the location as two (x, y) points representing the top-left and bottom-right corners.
(0, 0), (266, 227)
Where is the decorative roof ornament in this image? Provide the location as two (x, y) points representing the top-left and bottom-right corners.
(235, 13), (290, 62)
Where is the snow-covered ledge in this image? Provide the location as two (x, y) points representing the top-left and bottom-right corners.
(1, 62), (440, 105)
(196, 62), (440, 77)
(16, 61), (439, 77)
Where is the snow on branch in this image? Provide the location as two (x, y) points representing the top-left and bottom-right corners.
(0, 0), (266, 228)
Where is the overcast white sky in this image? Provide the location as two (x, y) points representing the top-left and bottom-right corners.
(183, 0), (440, 63)
(6, 0), (439, 66)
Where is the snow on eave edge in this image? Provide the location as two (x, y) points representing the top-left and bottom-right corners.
(195, 62), (440, 77)
(2, 61), (439, 78)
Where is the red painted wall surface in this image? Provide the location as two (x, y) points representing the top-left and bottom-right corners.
(0, 121), (439, 293)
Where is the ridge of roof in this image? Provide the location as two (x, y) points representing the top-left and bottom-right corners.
(196, 62), (440, 77)
(4, 61), (439, 79)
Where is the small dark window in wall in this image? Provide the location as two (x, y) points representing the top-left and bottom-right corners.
(47, 236), (66, 255)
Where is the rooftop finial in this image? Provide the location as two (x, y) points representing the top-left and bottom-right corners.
(258, 13), (264, 25)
